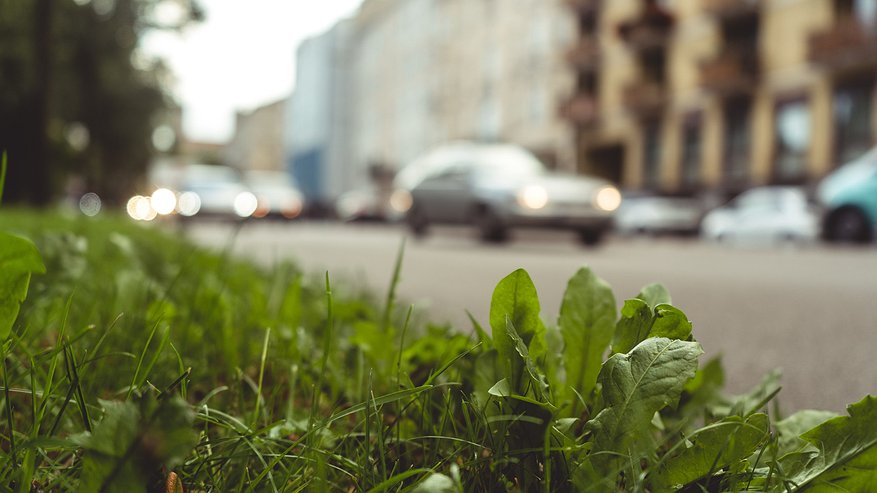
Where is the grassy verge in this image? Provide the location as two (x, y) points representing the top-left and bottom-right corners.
(1, 211), (874, 492)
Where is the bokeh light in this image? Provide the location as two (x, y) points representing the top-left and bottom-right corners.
(233, 191), (258, 218)
(177, 191), (201, 217)
(150, 188), (177, 215)
(79, 192), (101, 216)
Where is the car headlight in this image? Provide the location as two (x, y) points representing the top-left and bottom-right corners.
(177, 191), (201, 216)
(233, 191), (258, 218)
(390, 189), (413, 213)
(517, 185), (549, 210)
(150, 188), (177, 215)
(594, 186), (622, 212)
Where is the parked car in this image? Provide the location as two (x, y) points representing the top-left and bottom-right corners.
(179, 164), (257, 219)
(615, 194), (704, 236)
(817, 147), (877, 243)
(701, 186), (819, 244)
(244, 170), (305, 219)
(394, 142), (621, 245)
(335, 186), (410, 222)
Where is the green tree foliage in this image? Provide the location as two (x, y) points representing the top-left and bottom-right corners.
(0, 0), (202, 205)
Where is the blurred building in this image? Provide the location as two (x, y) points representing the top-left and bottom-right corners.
(351, 0), (577, 172)
(562, 0), (877, 196)
(285, 20), (354, 209)
(225, 98), (287, 172)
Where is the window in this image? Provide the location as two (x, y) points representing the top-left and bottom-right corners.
(723, 99), (751, 187)
(833, 77), (875, 165)
(680, 115), (701, 190)
(643, 123), (662, 189)
(774, 98), (811, 183)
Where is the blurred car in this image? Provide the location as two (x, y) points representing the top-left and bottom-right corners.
(394, 142), (621, 245)
(817, 147), (877, 244)
(615, 194), (704, 236)
(335, 186), (410, 222)
(179, 164), (257, 219)
(701, 186), (819, 244)
(244, 170), (305, 219)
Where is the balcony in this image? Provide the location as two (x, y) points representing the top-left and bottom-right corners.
(701, 50), (759, 95)
(809, 18), (877, 73)
(623, 81), (666, 118)
(566, 38), (601, 72)
(560, 94), (599, 127)
(702, 0), (760, 19)
(618, 6), (674, 53)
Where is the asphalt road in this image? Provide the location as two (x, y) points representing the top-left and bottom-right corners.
(184, 221), (877, 414)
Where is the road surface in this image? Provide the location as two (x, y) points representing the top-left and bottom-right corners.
(184, 221), (877, 414)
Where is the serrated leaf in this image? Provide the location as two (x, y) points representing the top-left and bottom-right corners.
(586, 338), (703, 475)
(0, 232), (46, 339)
(489, 269), (545, 394)
(775, 410), (838, 456)
(779, 395), (877, 491)
(558, 267), (616, 408)
(653, 413), (769, 489)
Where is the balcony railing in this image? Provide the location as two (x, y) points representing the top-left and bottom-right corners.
(701, 50), (759, 95)
(809, 18), (877, 72)
(623, 81), (666, 118)
(701, 0), (760, 19)
(618, 9), (674, 53)
(559, 94), (599, 127)
(565, 39), (601, 71)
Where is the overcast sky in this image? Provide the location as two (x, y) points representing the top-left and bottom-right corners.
(141, 0), (362, 143)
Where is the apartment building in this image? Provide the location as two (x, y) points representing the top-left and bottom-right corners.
(562, 0), (877, 196)
(225, 98), (287, 172)
(349, 0), (577, 175)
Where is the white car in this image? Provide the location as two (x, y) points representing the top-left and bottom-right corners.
(245, 170), (305, 219)
(701, 187), (819, 244)
(179, 164), (258, 219)
(615, 195), (704, 236)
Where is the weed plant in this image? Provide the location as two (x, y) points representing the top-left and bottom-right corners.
(0, 210), (875, 492)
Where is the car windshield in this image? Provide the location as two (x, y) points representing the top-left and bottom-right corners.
(473, 146), (546, 179)
(818, 148), (877, 202)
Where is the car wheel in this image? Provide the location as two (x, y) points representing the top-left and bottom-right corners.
(825, 207), (872, 244)
(406, 205), (429, 238)
(473, 206), (508, 243)
(577, 228), (605, 247)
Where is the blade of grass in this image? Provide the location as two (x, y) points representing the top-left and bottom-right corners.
(0, 151), (6, 204)
(251, 327), (271, 427)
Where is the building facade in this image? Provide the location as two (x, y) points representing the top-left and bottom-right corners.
(225, 98), (287, 172)
(563, 0), (877, 196)
(285, 20), (354, 207)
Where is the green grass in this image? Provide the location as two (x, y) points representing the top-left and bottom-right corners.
(1, 210), (875, 492)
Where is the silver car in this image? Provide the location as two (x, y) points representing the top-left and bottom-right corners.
(395, 143), (621, 245)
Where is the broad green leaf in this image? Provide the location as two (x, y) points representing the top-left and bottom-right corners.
(0, 232), (46, 339)
(637, 283), (671, 308)
(611, 298), (653, 354)
(775, 410), (838, 456)
(489, 269), (545, 393)
(649, 304), (692, 341)
(779, 395), (877, 491)
(558, 267), (616, 408)
(586, 338), (703, 475)
(653, 413), (769, 489)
